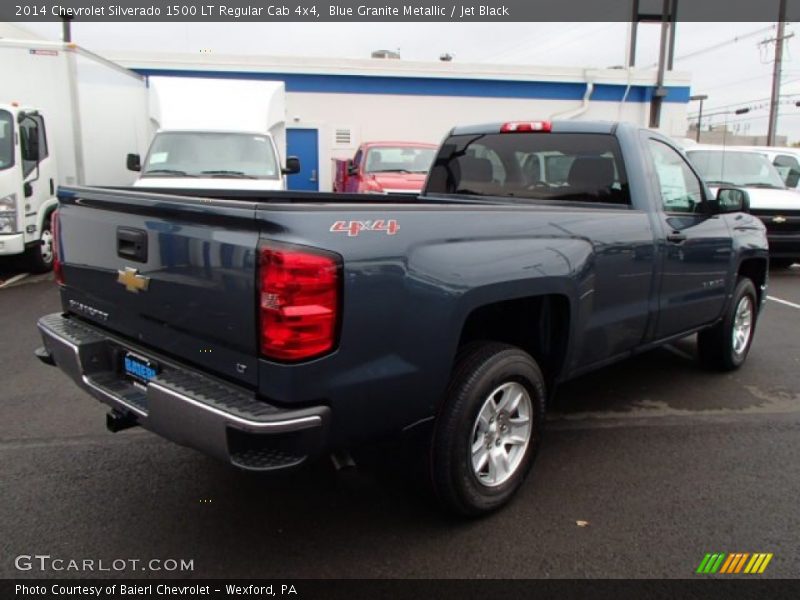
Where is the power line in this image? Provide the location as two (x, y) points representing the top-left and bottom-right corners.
(479, 23), (617, 64)
(687, 92), (800, 117)
(476, 23), (586, 63)
(647, 25), (776, 68)
(726, 111), (800, 125)
(700, 73), (773, 92)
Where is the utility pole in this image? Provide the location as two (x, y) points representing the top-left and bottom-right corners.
(767, 0), (788, 146)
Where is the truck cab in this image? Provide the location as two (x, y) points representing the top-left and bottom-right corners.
(129, 77), (299, 192)
(130, 129), (298, 192)
(333, 141), (437, 194)
(0, 104), (58, 272)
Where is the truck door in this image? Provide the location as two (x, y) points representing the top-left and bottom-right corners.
(19, 113), (57, 259)
(644, 136), (733, 339)
(347, 148), (363, 193)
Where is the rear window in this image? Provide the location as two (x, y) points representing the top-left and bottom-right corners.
(426, 132), (630, 205)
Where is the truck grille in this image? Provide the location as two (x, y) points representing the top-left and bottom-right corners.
(750, 209), (800, 234)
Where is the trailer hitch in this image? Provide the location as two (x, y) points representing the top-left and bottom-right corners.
(106, 409), (139, 433)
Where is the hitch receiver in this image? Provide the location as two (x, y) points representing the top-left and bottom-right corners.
(34, 346), (56, 366)
(106, 409), (139, 433)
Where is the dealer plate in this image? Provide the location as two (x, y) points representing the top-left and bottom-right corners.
(123, 352), (160, 384)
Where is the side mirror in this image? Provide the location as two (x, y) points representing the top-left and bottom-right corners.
(282, 156), (301, 175)
(126, 153), (141, 172)
(347, 161), (359, 176)
(715, 187), (750, 214)
(24, 182), (33, 198)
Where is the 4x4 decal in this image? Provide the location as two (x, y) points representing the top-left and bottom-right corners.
(330, 220), (400, 237)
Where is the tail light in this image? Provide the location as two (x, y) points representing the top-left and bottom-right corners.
(51, 210), (64, 286)
(258, 243), (341, 362)
(500, 121), (552, 133)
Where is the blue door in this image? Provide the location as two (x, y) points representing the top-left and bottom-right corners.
(286, 128), (319, 191)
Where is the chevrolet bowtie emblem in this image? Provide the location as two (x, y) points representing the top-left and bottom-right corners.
(117, 267), (150, 293)
(772, 215), (787, 224)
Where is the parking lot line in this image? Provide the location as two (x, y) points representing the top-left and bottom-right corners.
(0, 273), (28, 289)
(767, 295), (800, 310)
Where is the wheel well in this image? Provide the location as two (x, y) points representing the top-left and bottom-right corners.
(43, 206), (56, 225)
(457, 295), (570, 388)
(738, 258), (767, 304)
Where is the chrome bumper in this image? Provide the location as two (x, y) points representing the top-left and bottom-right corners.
(36, 313), (330, 471)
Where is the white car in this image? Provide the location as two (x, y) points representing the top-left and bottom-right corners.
(685, 145), (799, 268)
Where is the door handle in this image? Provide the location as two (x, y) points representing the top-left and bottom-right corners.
(310, 169), (317, 182)
(667, 232), (687, 244)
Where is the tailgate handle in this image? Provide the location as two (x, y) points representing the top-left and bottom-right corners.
(117, 227), (148, 263)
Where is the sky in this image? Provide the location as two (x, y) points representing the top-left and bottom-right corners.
(15, 20), (800, 143)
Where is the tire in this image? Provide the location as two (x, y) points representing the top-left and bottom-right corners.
(26, 217), (54, 274)
(770, 258), (796, 269)
(430, 342), (546, 516)
(697, 278), (758, 371)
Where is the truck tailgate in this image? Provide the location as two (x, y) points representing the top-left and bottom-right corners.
(57, 187), (261, 387)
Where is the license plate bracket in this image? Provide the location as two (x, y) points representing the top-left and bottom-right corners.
(123, 352), (160, 384)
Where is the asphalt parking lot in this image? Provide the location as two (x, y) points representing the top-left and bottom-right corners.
(1, 266), (799, 579)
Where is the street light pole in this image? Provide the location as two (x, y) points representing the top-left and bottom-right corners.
(690, 94), (708, 142)
(723, 107), (751, 146)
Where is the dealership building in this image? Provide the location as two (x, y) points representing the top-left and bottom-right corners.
(109, 51), (692, 191)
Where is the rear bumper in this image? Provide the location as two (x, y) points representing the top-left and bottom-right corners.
(36, 313), (330, 471)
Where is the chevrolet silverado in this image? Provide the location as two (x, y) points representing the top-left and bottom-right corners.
(35, 121), (769, 515)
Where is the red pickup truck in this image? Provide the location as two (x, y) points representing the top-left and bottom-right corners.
(333, 141), (437, 194)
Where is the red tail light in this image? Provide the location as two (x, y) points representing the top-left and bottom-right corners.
(51, 210), (64, 286)
(500, 121), (552, 133)
(259, 244), (340, 361)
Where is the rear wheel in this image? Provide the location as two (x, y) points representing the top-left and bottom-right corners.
(26, 217), (54, 274)
(429, 342), (545, 516)
(697, 278), (758, 371)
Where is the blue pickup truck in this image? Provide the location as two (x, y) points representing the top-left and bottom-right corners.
(35, 121), (768, 515)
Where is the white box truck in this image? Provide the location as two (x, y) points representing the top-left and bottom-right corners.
(130, 77), (299, 192)
(0, 39), (152, 272)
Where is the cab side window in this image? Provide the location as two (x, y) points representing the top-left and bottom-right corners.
(773, 154), (800, 187)
(647, 139), (704, 213)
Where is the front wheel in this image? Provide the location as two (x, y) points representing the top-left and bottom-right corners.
(697, 278), (758, 371)
(429, 342), (546, 516)
(25, 218), (54, 274)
